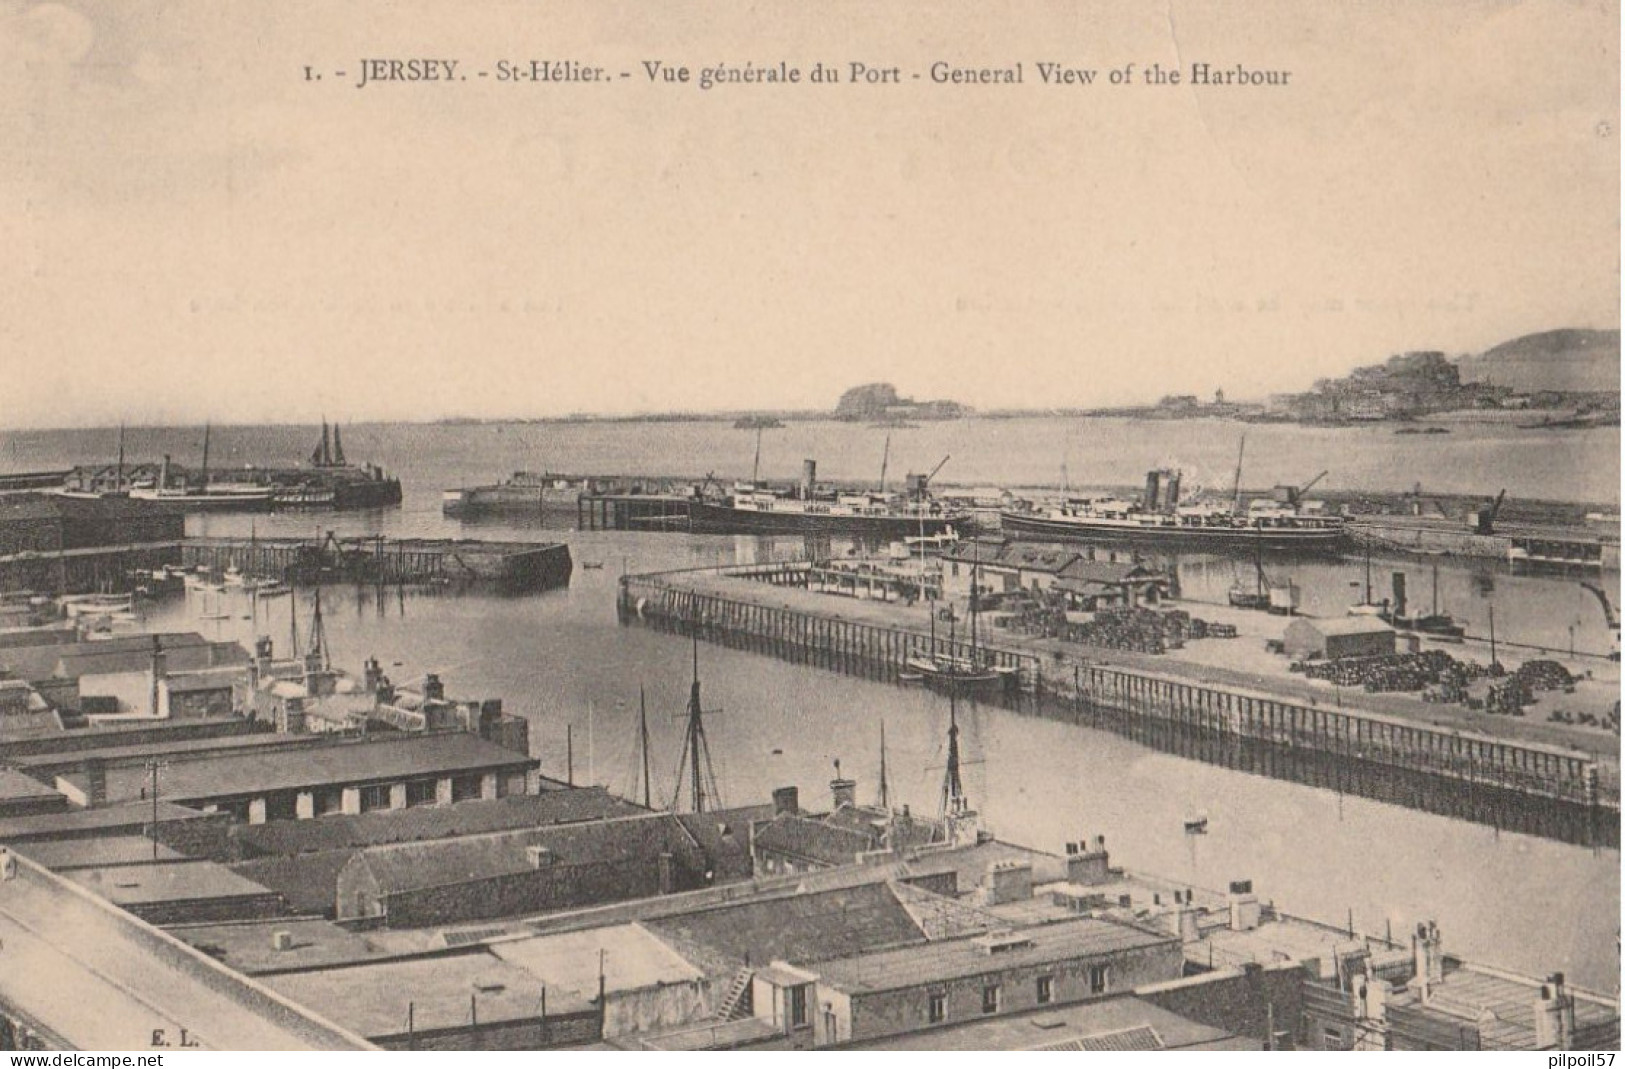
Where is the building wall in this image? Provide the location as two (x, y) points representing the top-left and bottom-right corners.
(120, 891), (288, 927)
(78, 670), (156, 717)
(374, 1014), (597, 1051)
(604, 981), (711, 1039)
(163, 686), (237, 720)
(831, 939), (1182, 1045)
(1139, 963), (1305, 1049)
(150, 812), (237, 862)
(0, 794), (70, 819)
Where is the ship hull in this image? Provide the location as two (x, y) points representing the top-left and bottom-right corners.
(443, 485), (579, 516)
(688, 501), (959, 538)
(274, 478), (402, 510)
(1001, 511), (1346, 552)
(127, 491), (274, 513)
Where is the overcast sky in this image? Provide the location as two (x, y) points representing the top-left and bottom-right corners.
(2, 0), (1618, 428)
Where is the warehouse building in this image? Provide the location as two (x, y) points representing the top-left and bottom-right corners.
(1283, 616), (1396, 661)
(52, 732), (540, 824)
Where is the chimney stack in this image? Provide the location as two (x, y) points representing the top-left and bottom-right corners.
(1411, 920), (1444, 1003)
(424, 674), (445, 702)
(772, 786), (800, 817)
(830, 776), (857, 810)
(1066, 835), (1110, 885)
(1392, 572), (1408, 619)
(981, 860), (1034, 905)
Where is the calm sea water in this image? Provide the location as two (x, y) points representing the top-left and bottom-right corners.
(3, 414), (1620, 503)
(4, 418), (1620, 991)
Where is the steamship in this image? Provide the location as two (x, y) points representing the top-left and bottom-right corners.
(1001, 468), (1347, 552)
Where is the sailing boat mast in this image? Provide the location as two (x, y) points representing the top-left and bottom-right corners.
(969, 539), (981, 666)
(1364, 541), (1373, 606)
(116, 424), (126, 492)
(306, 586), (330, 671)
(673, 632), (720, 813)
(751, 426), (762, 487)
(879, 433), (891, 494)
(939, 685), (966, 821)
(877, 719), (890, 812)
(1254, 527), (1266, 598)
(200, 423), (211, 489)
(639, 687), (653, 809)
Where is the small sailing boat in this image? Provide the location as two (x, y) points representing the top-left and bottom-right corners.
(903, 543), (1019, 694)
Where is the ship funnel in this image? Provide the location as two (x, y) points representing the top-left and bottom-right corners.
(1391, 572), (1407, 618)
(802, 459), (817, 500)
(1165, 472), (1182, 509)
(1145, 470), (1162, 510)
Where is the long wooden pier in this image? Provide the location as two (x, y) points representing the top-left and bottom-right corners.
(619, 564), (1616, 834)
(0, 540), (182, 596)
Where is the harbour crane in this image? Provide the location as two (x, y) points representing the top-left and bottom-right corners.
(1281, 470), (1328, 507)
(1474, 489), (1508, 535)
(911, 454), (951, 502)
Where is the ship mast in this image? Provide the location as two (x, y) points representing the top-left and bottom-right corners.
(639, 686), (653, 809)
(306, 586), (330, 671)
(751, 426), (762, 487)
(877, 719), (890, 812)
(200, 422), (211, 489)
(879, 433), (890, 494)
(1231, 433), (1247, 512)
(939, 684), (966, 821)
(116, 423), (125, 492)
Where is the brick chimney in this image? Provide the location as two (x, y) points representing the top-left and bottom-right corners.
(772, 786), (799, 817)
(1066, 835), (1110, 885)
(1227, 879), (1260, 932)
(982, 860), (1034, 905)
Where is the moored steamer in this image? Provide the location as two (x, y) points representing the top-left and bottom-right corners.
(1003, 461), (1347, 553)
